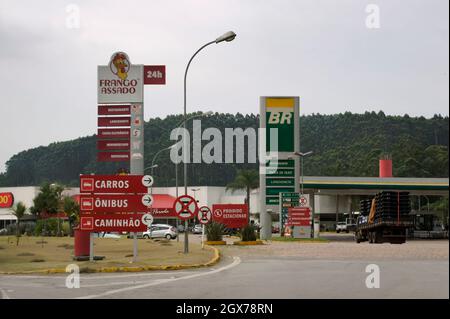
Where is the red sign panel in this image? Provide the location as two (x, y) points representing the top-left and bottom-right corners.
(80, 175), (150, 194)
(98, 105), (131, 116)
(212, 204), (248, 229)
(97, 140), (130, 151)
(80, 213), (146, 232)
(98, 117), (131, 127)
(0, 192), (14, 208)
(98, 128), (130, 139)
(144, 65), (166, 85)
(79, 194), (151, 213)
(97, 152), (130, 162)
(287, 207), (311, 226)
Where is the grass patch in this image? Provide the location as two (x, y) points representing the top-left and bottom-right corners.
(31, 259), (45, 263)
(17, 252), (35, 257)
(0, 236), (215, 273)
(271, 237), (329, 243)
(0, 246), (4, 250)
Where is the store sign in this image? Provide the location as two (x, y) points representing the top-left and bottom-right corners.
(98, 52), (144, 104)
(149, 207), (176, 217)
(80, 213), (147, 232)
(98, 105), (131, 116)
(98, 128), (130, 139)
(97, 152), (130, 162)
(0, 192), (14, 208)
(97, 140), (130, 151)
(212, 204), (248, 229)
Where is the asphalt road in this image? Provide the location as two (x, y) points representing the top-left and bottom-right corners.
(0, 238), (448, 299)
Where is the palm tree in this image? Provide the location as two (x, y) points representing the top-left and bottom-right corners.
(226, 169), (259, 222)
(11, 201), (27, 246)
(63, 196), (80, 236)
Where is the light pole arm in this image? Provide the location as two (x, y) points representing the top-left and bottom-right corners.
(183, 40), (216, 195)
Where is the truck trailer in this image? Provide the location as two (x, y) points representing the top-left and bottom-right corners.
(354, 192), (413, 244)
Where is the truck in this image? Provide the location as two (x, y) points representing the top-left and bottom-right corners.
(354, 192), (413, 244)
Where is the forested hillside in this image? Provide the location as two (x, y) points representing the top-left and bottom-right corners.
(0, 111), (448, 187)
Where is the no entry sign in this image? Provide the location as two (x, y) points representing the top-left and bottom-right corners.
(173, 195), (198, 220)
(197, 206), (212, 224)
(80, 213), (147, 232)
(80, 174), (153, 194)
(212, 204), (248, 229)
(79, 194), (153, 213)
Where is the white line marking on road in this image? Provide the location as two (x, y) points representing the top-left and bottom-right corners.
(77, 257), (241, 299)
(0, 288), (11, 299)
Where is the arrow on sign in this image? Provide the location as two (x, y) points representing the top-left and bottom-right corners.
(141, 194), (154, 207)
(141, 213), (154, 226)
(141, 175), (154, 187)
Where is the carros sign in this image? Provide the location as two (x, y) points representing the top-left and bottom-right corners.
(79, 174), (152, 194)
(98, 52), (143, 104)
(0, 192), (14, 208)
(80, 213), (147, 232)
(212, 204), (248, 229)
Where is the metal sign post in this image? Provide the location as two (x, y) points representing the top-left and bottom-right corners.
(202, 224), (205, 249)
(89, 232), (94, 262)
(173, 195), (199, 254)
(198, 206), (212, 249)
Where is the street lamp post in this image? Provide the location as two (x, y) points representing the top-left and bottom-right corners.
(293, 151), (314, 237)
(182, 31), (236, 254)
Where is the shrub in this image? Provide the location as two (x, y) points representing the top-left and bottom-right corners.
(240, 224), (257, 242)
(5, 222), (35, 236)
(205, 222), (225, 242)
(34, 218), (59, 236)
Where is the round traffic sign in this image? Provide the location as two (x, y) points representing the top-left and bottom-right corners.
(299, 195), (308, 207)
(141, 194), (154, 207)
(197, 206), (212, 225)
(141, 213), (154, 226)
(142, 175), (154, 187)
(213, 208), (223, 218)
(173, 195), (198, 220)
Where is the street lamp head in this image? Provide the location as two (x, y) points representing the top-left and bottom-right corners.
(215, 31), (236, 44)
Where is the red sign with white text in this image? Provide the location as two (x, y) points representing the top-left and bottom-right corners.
(144, 65), (166, 85)
(0, 192), (14, 208)
(212, 204), (248, 229)
(98, 128), (130, 139)
(97, 140), (130, 151)
(98, 105), (131, 116)
(98, 117), (131, 127)
(97, 152), (130, 162)
(79, 175), (150, 194)
(80, 213), (146, 232)
(79, 194), (151, 213)
(287, 207), (311, 226)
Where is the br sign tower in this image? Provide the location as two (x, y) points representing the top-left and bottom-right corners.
(259, 97), (300, 240)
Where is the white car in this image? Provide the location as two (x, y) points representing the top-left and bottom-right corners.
(143, 224), (177, 240)
(336, 222), (348, 233)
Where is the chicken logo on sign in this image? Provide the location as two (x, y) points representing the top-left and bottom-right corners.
(109, 52), (130, 80)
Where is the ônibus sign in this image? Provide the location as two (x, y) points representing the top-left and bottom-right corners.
(80, 213), (147, 232)
(79, 194), (153, 213)
(80, 174), (153, 194)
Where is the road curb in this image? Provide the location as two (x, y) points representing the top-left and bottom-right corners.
(233, 240), (264, 245)
(0, 246), (220, 275)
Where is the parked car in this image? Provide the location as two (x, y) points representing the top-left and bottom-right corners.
(191, 224), (203, 234)
(336, 222), (348, 233)
(143, 224), (177, 240)
(0, 228), (7, 235)
(93, 232), (121, 239)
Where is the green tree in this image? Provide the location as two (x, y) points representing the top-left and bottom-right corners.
(30, 183), (65, 236)
(63, 196), (80, 236)
(10, 201), (27, 246)
(226, 169), (259, 221)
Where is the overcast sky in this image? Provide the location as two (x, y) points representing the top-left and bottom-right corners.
(0, 0), (448, 172)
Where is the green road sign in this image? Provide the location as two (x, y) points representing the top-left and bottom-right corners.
(266, 197), (280, 205)
(266, 187), (296, 196)
(266, 168), (295, 177)
(266, 159), (295, 168)
(266, 178), (295, 187)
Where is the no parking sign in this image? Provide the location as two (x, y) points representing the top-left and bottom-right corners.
(173, 194), (198, 220)
(198, 206), (212, 224)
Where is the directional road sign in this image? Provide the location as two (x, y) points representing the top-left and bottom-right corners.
(80, 174), (152, 194)
(141, 213), (154, 226)
(80, 194), (153, 213)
